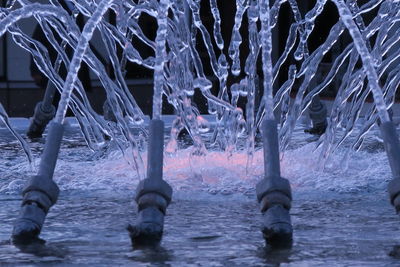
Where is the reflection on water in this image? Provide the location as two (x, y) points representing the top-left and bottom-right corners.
(1, 194), (400, 266)
(1, 121), (400, 265)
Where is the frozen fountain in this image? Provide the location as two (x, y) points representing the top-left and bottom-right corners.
(0, 0), (400, 254)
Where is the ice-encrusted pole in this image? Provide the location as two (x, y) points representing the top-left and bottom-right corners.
(23, 1), (70, 139)
(128, 0), (172, 247)
(331, 0), (400, 213)
(209, 0), (224, 51)
(229, 0), (247, 76)
(26, 82), (57, 139)
(331, 0), (390, 123)
(256, 0), (293, 248)
(12, 0), (113, 243)
(245, 0), (260, 168)
(151, 0), (168, 121)
(27, 45), (66, 139)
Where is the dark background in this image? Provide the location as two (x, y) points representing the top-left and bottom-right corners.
(0, 1), (397, 117)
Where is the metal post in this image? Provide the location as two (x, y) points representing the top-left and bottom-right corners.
(256, 119), (293, 248)
(128, 119), (173, 247)
(12, 122), (64, 244)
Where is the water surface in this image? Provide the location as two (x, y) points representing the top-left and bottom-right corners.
(1, 118), (400, 266)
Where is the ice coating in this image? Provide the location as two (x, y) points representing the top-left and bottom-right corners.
(55, 0), (115, 123)
(152, 0), (169, 120)
(0, 0), (399, 178)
